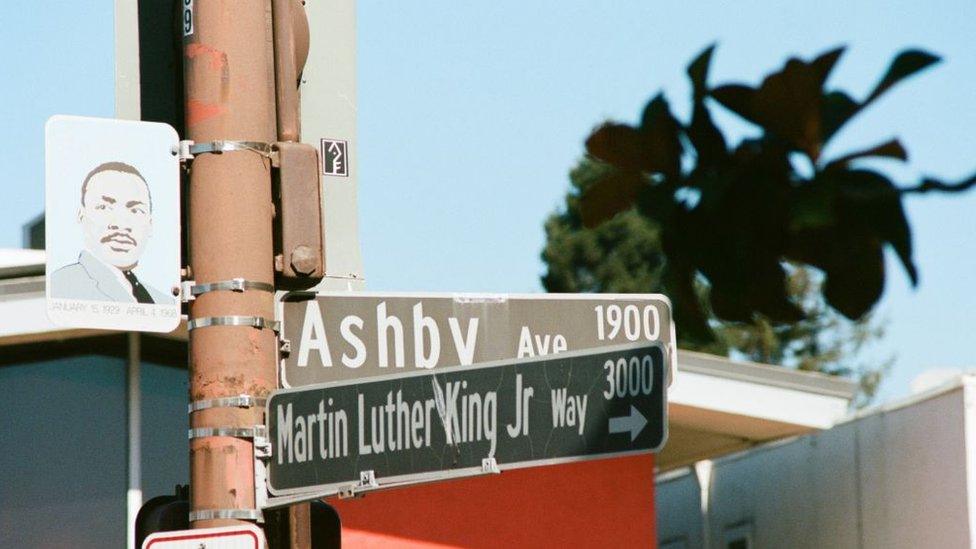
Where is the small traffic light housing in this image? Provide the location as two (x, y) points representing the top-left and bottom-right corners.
(272, 0), (310, 142)
(134, 485), (189, 548)
(264, 501), (341, 548)
(270, 0), (323, 289)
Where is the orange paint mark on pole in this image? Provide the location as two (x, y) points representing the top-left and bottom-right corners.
(186, 99), (227, 127)
(186, 43), (228, 71)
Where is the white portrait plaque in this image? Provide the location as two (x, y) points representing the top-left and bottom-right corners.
(45, 115), (181, 333)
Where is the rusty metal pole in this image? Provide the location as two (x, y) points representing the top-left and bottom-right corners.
(183, 0), (278, 532)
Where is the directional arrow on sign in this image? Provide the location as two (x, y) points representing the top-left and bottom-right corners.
(609, 405), (648, 442)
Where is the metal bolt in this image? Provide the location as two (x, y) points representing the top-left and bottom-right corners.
(289, 245), (319, 276)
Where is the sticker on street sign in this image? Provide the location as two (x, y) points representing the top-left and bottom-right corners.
(280, 292), (675, 387)
(182, 0), (194, 37)
(142, 524), (265, 549)
(45, 115), (181, 333)
(320, 138), (348, 176)
(267, 343), (667, 496)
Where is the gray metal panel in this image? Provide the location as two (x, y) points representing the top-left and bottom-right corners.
(708, 424), (860, 549)
(115, 0), (141, 120)
(301, 0), (366, 291)
(655, 470), (704, 548)
(857, 389), (971, 549)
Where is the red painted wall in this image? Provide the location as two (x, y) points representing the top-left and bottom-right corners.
(332, 454), (656, 548)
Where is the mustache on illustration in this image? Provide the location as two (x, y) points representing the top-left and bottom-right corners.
(101, 232), (137, 246)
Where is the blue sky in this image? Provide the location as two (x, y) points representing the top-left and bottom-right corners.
(2, 1), (974, 402)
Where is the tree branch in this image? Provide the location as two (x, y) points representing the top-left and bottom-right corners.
(900, 172), (976, 194)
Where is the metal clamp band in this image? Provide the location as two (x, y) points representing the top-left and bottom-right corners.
(188, 140), (274, 157)
(187, 315), (281, 332)
(188, 426), (268, 440)
(183, 278), (275, 302)
(193, 278), (274, 296)
(188, 395), (267, 413)
(189, 509), (263, 522)
(175, 140), (194, 162)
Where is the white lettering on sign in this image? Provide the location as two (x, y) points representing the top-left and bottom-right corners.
(182, 0), (194, 36)
(413, 303), (440, 369)
(340, 315), (366, 368)
(594, 304), (661, 341)
(276, 400), (349, 465)
(505, 374), (534, 438)
(516, 326), (567, 358)
(449, 317), (479, 365)
(603, 355), (655, 400)
(357, 391), (438, 455)
(551, 388), (588, 436)
(298, 301), (332, 367)
(296, 300), (481, 370)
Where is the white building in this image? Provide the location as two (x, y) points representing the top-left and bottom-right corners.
(657, 375), (976, 548)
(0, 247), (188, 548)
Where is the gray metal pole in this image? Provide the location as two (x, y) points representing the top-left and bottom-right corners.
(126, 332), (142, 549)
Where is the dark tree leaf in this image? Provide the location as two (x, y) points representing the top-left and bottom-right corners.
(864, 49), (941, 105)
(789, 169), (918, 304)
(823, 138), (908, 170)
(681, 159), (799, 324)
(708, 261), (804, 323)
(713, 52), (841, 161)
(821, 90), (859, 142)
(835, 169), (918, 285)
(750, 58), (825, 160)
(710, 84), (758, 125)
(686, 44), (728, 168)
(709, 281), (753, 322)
(788, 182), (837, 233)
(637, 93), (684, 177)
(822, 50), (940, 143)
(635, 183), (680, 225)
(687, 44), (717, 97)
(751, 261), (806, 322)
(585, 123), (647, 171)
(585, 96), (683, 178)
(579, 169), (646, 228)
(665, 264), (713, 341)
(823, 238), (886, 319)
(661, 229), (714, 340)
(810, 46), (846, 84)
(902, 171), (976, 194)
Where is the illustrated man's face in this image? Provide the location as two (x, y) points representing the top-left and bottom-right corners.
(79, 170), (153, 269)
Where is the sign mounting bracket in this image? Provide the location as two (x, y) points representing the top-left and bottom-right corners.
(261, 456), (503, 509)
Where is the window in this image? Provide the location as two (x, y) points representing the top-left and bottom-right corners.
(724, 520), (754, 549)
(659, 537), (688, 549)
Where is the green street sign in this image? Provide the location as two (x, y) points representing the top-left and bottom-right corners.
(267, 343), (668, 496)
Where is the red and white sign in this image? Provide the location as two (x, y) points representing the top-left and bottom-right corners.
(142, 525), (266, 549)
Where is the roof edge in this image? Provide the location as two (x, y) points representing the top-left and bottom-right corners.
(678, 349), (859, 400)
